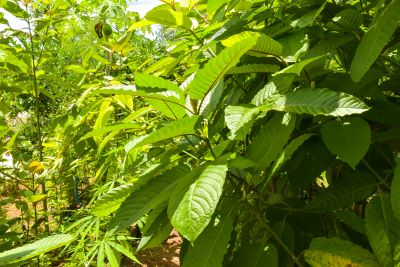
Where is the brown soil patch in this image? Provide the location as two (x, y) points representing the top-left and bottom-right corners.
(131, 230), (182, 267)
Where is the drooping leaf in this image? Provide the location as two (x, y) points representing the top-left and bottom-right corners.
(366, 193), (400, 267)
(137, 207), (173, 251)
(230, 243), (278, 267)
(306, 171), (377, 212)
(187, 38), (258, 100)
(125, 116), (200, 153)
(109, 165), (190, 231)
(225, 105), (261, 140)
(247, 112), (296, 178)
(182, 213), (234, 267)
(304, 237), (379, 267)
(391, 157), (400, 222)
(171, 163), (228, 241)
(221, 31), (283, 57)
(321, 117), (371, 169)
(273, 88), (370, 116)
(0, 234), (75, 264)
(350, 0), (400, 82)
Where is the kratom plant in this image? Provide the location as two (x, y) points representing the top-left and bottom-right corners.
(1, 0), (400, 266)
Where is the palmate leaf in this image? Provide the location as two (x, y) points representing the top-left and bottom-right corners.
(273, 88), (370, 116)
(171, 163), (228, 241)
(306, 171), (377, 212)
(304, 237), (379, 267)
(350, 0), (400, 82)
(187, 38), (258, 100)
(221, 31), (283, 57)
(225, 105), (261, 140)
(230, 243), (278, 267)
(366, 193), (400, 267)
(391, 158), (400, 222)
(145, 9), (192, 30)
(109, 165), (190, 231)
(182, 213), (234, 267)
(321, 117), (371, 169)
(125, 115), (200, 153)
(247, 112), (296, 178)
(0, 234), (75, 264)
(227, 64), (280, 74)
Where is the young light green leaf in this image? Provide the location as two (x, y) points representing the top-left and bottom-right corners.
(0, 48), (28, 73)
(182, 213), (234, 267)
(125, 116), (200, 153)
(230, 243), (278, 267)
(305, 237), (379, 267)
(366, 193), (400, 267)
(187, 38), (258, 100)
(0, 234), (75, 264)
(109, 166), (189, 231)
(391, 157), (400, 222)
(273, 88), (370, 116)
(321, 117), (371, 169)
(221, 31), (283, 57)
(104, 244), (119, 267)
(247, 112), (296, 177)
(171, 163), (228, 241)
(145, 9), (192, 30)
(225, 105), (261, 140)
(350, 0), (400, 82)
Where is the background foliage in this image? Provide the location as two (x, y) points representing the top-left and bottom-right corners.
(1, 0), (400, 266)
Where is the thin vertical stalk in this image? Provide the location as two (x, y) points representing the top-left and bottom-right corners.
(25, 4), (49, 233)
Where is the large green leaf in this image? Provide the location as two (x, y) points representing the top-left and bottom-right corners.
(252, 74), (296, 106)
(109, 165), (189, 231)
(278, 32), (309, 62)
(0, 234), (75, 264)
(227, 64), (280, 74)
(321, 117), (371, 169)
(145, 9), (192, 30)
(392, 157), (400, 222)
(0, 48), (28, 73)
(92, 184), (136, 217)
(187, 38), (258, 100)
(366, 193), (400, 267)
(304, 237), (379, 267)
(306, 171), (377, 212)
(221, 31), (283, 57)
(182, 213), (234, 267)
(350, 0), (400, 82)
(247, 112), (296, 177)
(125, 116), (200, 153)
(230, 243), (278, 267)
(273, 88), (370, 116)
(276, 56), (324, 76)
(171, 163), (228, 241)
(225, 105), (261, 140)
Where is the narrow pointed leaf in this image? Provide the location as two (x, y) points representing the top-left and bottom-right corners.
(350, 0), (400, 82)
(187, 38), (258, 100)
(125, 116), (199, 153)
(0, 234), (75, 264)
(171, 163), (228, 241)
